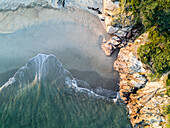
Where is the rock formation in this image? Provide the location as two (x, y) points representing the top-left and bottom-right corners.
(99, 1), (139, 56)
(114, 35), (170, 128)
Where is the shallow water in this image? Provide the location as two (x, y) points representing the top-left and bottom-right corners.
(0, 6), (131, 128)
(0, 82), (130, 128)
(0, 7), (119, 90)
(0, 54), (131, 128)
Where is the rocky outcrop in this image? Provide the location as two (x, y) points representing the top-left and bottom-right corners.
(97, 1), (170, 127)
(88, 1), (169, 126)
(114, 35), (170, 128)
(106, 26), (119, 34)
(101, 35), (127, 56)
(99, 1), (140, 56)
(101, 25), (140, 56)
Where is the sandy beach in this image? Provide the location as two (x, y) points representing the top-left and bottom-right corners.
(0, 7), (119, 90)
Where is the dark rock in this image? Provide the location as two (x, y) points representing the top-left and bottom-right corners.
(87, 7), (102, 14)
(126, 29), (132, 39)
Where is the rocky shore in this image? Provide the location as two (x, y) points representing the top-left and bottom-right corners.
(114, 38), (170, 127)
(95, 0), (140, 56)
(98, 1), (170, 127)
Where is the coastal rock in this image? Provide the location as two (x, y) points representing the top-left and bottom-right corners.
(101, 43), (113, 56)
(110, 36), (121, 44)
(128, 52), (145, 74)
(102, 37), (106, 43)
(130, 80), (143, 89)
(101, 35), (126, 56)
(106, 26), (119, 34)
(105, 17), (113, 26)
(113, 36), (169, 127)
(116, 30), (127, 37)
(104, 1), (120, 13)
(126, 29), (132, 39)
(104, 10), (115, 16)
(104, 0), (115, 11)
(102, 43), (112, 50)
(121, 27), (130, 32)
(98, 14), (105, 21)
(109, 39), (121, 46)
(133, 73), (147, 85)
(114, 44), (145, 74)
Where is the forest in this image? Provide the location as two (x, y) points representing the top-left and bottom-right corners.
(121, 0), (170, 75)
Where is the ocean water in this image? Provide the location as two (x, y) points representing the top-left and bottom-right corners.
(0, 1), (132, 127)
(0, 54), (131, 128)
(0, 7), (119, 90)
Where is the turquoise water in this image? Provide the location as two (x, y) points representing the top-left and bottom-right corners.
(0, 54), (131, 128)
(0, 81), (130, 128)
(0, 7), (120, 90)
(0, 6), (131, 128)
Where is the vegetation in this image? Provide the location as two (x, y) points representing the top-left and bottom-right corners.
(163, 103), (170, 128)
(164, 75), (170, 127)
(137, 29), (170, 74)
(166, 74), (170, 96)
(120, 0), (170, 75)
(163, 104), (170, 115)
(117, 0), (170, 126)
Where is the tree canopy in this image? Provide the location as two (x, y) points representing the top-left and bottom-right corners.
(121, 0), (170, 74)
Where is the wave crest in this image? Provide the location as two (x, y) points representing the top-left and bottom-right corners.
(0, 54), (119, 102)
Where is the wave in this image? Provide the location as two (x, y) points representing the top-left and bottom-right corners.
(0, 0), (103, 11)
(0, 54), (120, 102)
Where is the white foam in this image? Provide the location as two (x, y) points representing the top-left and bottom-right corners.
(1, 54), (118, 102)
(67, 76), (119, 102)
(0, 77), (15, 91)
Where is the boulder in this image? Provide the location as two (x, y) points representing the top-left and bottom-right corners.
(118, 43), (125, 48)
(112, 46), (117, 50)
(109, 39), (120, 46)
(103, 43), (112, 50)
(130, 80), (143, 89)
(115, 30), (127, 37)
(106, 26), (119, 34)
(104, 0), (116, 11)
(122, 41), (127, 45)
(128, 52), (145, 73)
(98, 14), (105, 21)
(105, 17), (112, 26)
(126, 29), (132, 39)
(102, 37), (106, 43)
(101, 43), (113, 56)
(133, 73), (147, 85)
(121, 27), (130, 32)
(110, 36), (121, 42)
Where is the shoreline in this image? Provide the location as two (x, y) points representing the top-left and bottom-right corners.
(114, 39), (169, 128)
(1, 0), (169, 127)
(0, 5), (121, 91)
(101, 1), (170, 127)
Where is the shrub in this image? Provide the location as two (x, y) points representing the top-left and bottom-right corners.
(166, 74), (170, 96)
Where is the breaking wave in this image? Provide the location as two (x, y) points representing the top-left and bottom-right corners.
(0, 54), (132, 128)
(0, 54), (119, 101)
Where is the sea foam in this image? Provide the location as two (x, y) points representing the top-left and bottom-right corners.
(0, 54), (119, 102)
